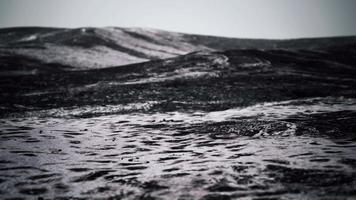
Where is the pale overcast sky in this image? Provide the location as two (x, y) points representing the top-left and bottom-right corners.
(0, 0), (355, 39)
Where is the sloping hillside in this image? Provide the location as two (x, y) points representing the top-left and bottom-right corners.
(1, 27), (356, 71)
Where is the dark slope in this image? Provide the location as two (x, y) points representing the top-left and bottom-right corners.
(186, 34), (356, 50)
(1, 43), (355, 116)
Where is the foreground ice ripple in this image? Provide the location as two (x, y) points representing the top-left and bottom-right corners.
(1, 97), (356, 199)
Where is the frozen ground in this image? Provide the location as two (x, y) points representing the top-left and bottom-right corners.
(0, 27), (356, 199)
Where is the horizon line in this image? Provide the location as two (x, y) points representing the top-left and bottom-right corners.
(1, 25), (356, 40)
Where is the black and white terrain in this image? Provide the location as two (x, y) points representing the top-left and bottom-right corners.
(0, 27), (356, 199)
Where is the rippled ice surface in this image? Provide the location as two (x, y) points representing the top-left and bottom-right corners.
(1, 97), (356, 199)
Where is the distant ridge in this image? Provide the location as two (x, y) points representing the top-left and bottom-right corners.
(1, 27), (356, 70)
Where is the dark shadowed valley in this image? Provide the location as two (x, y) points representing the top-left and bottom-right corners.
(0, 27), (356, 199)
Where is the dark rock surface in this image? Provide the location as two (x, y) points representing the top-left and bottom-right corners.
(0, 27), (356, 199)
